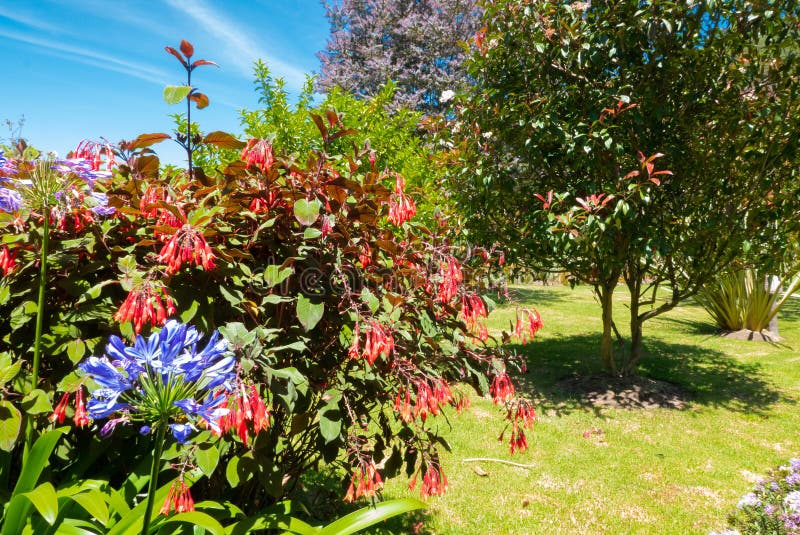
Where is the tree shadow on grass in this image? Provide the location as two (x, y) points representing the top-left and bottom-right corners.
(504, 285), (572, 305)
(511, 333), (794, 417)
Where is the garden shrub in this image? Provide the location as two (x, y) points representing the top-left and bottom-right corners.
(712, 459), (800, 535)
(0, 41), (540, 515)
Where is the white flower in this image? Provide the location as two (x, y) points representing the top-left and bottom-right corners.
(785, 490), (800, 513)
(737, 492), (760, 509)
(440, 90), (455, 103)
(482, 131), (493, 139)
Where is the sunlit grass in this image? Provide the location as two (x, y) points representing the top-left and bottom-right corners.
(370, 284), (800, 534)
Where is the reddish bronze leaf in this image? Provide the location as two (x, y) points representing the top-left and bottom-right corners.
(164, 46), (187, 67)
(180, 39), (194, 58)
(191, 59), (218, 68)
(189, 93), (210, 109)
(203, 131), (246, 150)
(128, 133), (171, 150)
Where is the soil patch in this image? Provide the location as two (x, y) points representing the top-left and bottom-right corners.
(555, 373), (689, 409)
(721, 329), (781, 342)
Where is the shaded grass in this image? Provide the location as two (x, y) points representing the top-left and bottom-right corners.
(363, 284), (800, 534)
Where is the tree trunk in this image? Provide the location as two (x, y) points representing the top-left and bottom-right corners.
(625, 278), (643, 375)
(598, 283), (617, 374)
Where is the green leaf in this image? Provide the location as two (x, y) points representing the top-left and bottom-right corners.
(163, 85), (192, 105)
(66, 339), (87, 363)
(225, 501), (318, 535)
(263, 265), (293, 288)
(68, 489), (110, 525)
(159, 512), (224, 535)
(316, 498), (426, 535)
(195, 443), (220, 477)
(293, 199), (321, 226)
(303, 228), (322, 240)
(21, 389), (52, 415)
(0, 359), (22, 385)
(318, 393), (342, 444)
(2, 429), (67, 535)
(226, 456), (241, 488)
(21, 482), (58, 525)
(296, 295), (324, 331)
(0, 400), (22, 452)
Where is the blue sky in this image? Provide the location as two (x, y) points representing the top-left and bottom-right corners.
(0, 1), (329, 165)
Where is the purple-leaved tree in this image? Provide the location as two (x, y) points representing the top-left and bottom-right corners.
(317, 0), (481, 113)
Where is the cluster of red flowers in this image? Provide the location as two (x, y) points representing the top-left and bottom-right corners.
(358, 242), (372, 267)
(217, 384), (270, 446)
(139, 185), (165, 219)
(394, 377), (456, 423)
(461, 292), (488, 341)
(502, 401), (537, 454)
(241, 138), (275, 174)
(157, 223), (216, 274)
(514, 307), (543, 344)
(489, 370), (515, 404)
(348, 320), (394, 366)
(50, 388), (89, 428)
(54, 210), (97, 233)
(409, 461), (448, 499)
(320, 214), (333, 238)
(114, 284), (176, 334)
(344, 458), (384, 502)
(436, 256), (463, 304)
(387, 174), (417, 226)
(73, 139), (116, 171)
(248, 190), (281, 214)
(0, 245), (16, 276)
(160, 477), (194, 514)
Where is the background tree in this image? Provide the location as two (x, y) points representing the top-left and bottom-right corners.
(317, 0), (481, 113)
(448, 0), (800, 374)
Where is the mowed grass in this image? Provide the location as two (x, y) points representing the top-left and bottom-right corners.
(371, 284), (800, 534)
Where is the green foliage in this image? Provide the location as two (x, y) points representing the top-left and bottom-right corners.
(240, 62), (447, 222)
(449, 0), (800, 373)
(697, 268), (800, 333)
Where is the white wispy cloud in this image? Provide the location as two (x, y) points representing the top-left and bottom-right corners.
(163, 0), (308, 88)
(0, 28), (171, 85)
(0, 6), (65, 34)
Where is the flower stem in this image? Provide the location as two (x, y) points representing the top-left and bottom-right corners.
(24, 210), (49, 459)
(141, 424), (166, 535)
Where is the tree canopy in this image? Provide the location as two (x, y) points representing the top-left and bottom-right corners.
(316, 0), (482, 113)
(448, 0), (800, 373)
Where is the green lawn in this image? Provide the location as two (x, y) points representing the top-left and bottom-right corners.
(374, 284), (800, 534)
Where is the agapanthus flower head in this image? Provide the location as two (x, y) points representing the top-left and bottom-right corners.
(114, 283), (176, 334)
(157, 223), (216, 274)
(786, 491), (800, 514)
(0, 187), (22, 213)
(0, 245), (17, 276)
(241, 138), (275, 174)
(78, 320), (236, 443)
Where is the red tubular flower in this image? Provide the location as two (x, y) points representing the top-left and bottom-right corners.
(217, 382), (270, 445)
(241, 138), (275, 174)
(344, 459), (384, 502)
(320, 214), (333, 238)
(514, 308), (543, 344)
(139, 185), (165, 219)
(388, 174), (417, 226)
(358, 242), (371, 267)
(114, 285), (176, 334)
(157, 223), (216, 274)
(348, 322), (361, 360)
(154, 207), (184, 242)
(0, 245), (17, 276)
(73, 388), (90, 428)
(489, 371), (515, 404)
(461, 293), (489, 340)
(361, 320), (394, 365)
(436, 256), (463, 304)
(509, 424), (528, 454)
(73, 140), (116, 171)
(248, 385), (270, 434)
(419, 462), (448, 499)
(49, 392), (70, 424)
(160, 478), (195, 514)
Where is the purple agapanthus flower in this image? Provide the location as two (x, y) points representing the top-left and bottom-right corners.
(78, 320), (236, 444)
(89, 191), (115, 216)
(0, 151), (17, 177)
(0, 187), (22, 212)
